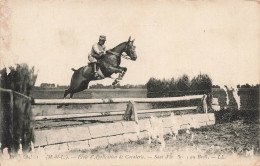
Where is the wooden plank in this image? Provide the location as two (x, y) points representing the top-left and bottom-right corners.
(13, 91), (31, 100)
(34, 106), (197, 121)
(1, 88), (32, 100)
(0, 87), (12, 93)
(33, 95), (203, 105)
(137, 106), (197, 114)
(34, 112), (123, 120)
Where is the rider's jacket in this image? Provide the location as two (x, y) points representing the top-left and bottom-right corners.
(90, 43), (106, 59)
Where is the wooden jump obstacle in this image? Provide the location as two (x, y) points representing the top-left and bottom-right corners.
(0, 87), (213, 155)
(33, 95), (206, 121)
(32, 94), (213, 152)
(34, 106), (198, 120)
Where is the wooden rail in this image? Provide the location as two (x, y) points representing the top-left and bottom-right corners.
(33, 95), (203, 105)
(34, 106), (197, 120)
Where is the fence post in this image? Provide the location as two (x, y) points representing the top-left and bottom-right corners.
(9, 90), (14, 157)
(132, 101), (139, 124)
(123, 101), (139, 123)
(202, 94), (208, 114)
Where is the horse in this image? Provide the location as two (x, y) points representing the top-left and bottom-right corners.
(57, 37), (137, 108)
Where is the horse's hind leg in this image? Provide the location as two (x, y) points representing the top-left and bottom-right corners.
(70, 92), (74, 99)
(57, 103), (63, 108)
(71, 81), (89, 95)
(57, 89), (70, 108)
(63, 89), (74, 107)
(63, 89), (70, 99)
(62, 92), (74, 107)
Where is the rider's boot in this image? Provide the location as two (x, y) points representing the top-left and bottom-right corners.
(92, 62), (101, 79)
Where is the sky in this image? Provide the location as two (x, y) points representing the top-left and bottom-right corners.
(1, 0), (260, 87)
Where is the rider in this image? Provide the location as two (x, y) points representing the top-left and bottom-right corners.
(88, 35), (106, 79)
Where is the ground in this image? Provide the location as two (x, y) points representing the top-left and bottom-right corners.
(59, 120), (259, 160)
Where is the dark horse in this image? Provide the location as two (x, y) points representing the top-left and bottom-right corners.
(58, 37), (137, 107)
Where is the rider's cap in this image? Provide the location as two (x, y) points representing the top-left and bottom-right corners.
(99, 35), (106, 41)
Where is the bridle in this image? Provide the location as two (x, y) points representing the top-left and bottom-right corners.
(122, 42), (135, 60)
(124, 42), (129, 53)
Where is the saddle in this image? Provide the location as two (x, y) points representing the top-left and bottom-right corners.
(87, 51), (120, 79)
(88, 50), (119, 67)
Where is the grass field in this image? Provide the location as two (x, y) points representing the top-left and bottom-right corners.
(31, 88), (147, 99)
(59, 120), (259, 160)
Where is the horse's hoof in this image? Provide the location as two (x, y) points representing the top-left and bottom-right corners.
(112, 80), (119, 86)
(57, 105), (63, 108)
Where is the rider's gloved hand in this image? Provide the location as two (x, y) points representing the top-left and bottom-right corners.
(99, 52), (106, 58)
(100, 51), (105, 56)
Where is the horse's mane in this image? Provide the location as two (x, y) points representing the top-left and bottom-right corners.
(110, 42), (127, 51)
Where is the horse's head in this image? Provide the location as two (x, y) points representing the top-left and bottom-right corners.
(124, 37), (137, 61)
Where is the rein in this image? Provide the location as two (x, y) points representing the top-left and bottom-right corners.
(107, 50), (120, 56)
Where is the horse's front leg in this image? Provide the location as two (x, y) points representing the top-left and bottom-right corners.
(118, 66), (127, 72)
(107, 66), (125, 85)
(118, 67), (127, 80)
(107, 66), (124, 74)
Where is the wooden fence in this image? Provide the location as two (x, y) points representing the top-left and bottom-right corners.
(0, 88), (33, 155)
(0, 87), (212, 155)
(32, 95), (206, 121)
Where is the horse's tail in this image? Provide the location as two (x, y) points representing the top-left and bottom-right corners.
(71, 68), (77, 72)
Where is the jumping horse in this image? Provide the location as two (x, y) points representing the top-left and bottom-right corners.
(57, 37), (137, 108)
